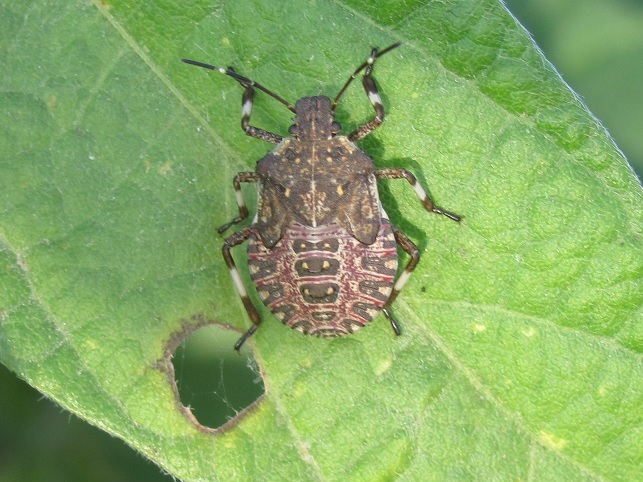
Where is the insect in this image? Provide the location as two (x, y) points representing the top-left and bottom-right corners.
(182, 43), (460, 350)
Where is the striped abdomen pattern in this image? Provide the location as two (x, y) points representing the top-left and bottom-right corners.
(247, 219), (398, 336)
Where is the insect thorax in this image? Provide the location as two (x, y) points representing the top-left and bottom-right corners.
(254, 136), (382, 248)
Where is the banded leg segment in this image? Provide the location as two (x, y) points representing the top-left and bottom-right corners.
(381, 227), (420, 336)
(332, 43), (401, 142)
(348, 47), (388, 142)
(180, 59), (295, 144)
(218, 172), (259, 233)
(236, 74), (284, 144)
(222, 226), (262, 350)
(376, 168), (461, 222)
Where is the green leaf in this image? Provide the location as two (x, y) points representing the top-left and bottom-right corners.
(2, 0), (642, 480)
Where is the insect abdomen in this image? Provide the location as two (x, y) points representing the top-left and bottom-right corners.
(248, 219), (398, 337)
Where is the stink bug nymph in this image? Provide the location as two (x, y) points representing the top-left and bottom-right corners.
(182, 43), (461, 350)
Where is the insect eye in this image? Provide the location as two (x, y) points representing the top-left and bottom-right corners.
(331, 122), (341, 134)
(288, 124), (299, 136)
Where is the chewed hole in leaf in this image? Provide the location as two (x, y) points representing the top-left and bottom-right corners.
(168, 323), (264, 431)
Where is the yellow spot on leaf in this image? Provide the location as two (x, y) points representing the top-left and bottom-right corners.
(522, 326), (537, 337)
(472, 324), (486, 333)
(159, 160), (172, 176)
(539, 431), (568, 450)
(299, 358), (312, 369)
(375, 358), (393, 376)
(293, 380), (307, 398)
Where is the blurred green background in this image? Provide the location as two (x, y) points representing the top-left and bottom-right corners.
(2, 1), (642, 481)
(507, 0), (643, 178)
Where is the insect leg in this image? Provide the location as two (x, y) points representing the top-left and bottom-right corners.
(375, 168), (461, 222)
(218, 172), (259, 233)
(381, 227), (421, 336)
(347, 48), (387, 142)
(181, 59), (295, 144)
(333, 43), (400, 142)
(222, 226), (263, 350)
(232, 68), (285, 145)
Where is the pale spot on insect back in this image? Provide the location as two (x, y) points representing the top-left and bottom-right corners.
(379, 286), (391, 296)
